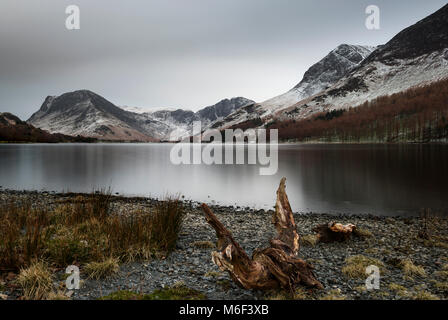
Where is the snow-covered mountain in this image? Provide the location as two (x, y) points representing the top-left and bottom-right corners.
(214, 4), (448, 130)
(261, 45), (375, 113)
(136, 97), (254, 140)
(278, 4), (448, 122)
(26, 5), (448, 140)
(215, 44), (376, 129)
(28, 90), (160, 141)
(27, 90), (253, 141)
(1, 112), (95, 143)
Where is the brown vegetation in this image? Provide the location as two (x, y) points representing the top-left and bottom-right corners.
(0, 112), (96, 143)
(268, 78), (448, 142)
(0, 192), (185, 275)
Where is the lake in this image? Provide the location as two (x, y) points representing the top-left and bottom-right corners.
(0, 143), (447, 216)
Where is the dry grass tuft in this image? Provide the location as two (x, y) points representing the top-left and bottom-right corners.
(342, 255), (386, 279)
(47, 290), (70, 300)
(144, 283), (206, 300)
(84, 257), (119, 280)
(17, 262), (53, 300)
(431, 280), (448, 291)
(265, 291), (290, 300)
(216, 279), (232, 291)
(354, 285), (367, 294)
(0, 193), (185, 273)
(149, 198), (185, 253)
(433, 270), (448, 281)
(354, 228), (373, 239)
(204, 271), (221, 278)
(411, 289), (439, 300)
(293, 287), (310, 300)
(319, 289), (346, 300)
(191, 241), (215, 249)
(399, 259), (426, 278)
(0, 202), (51, 270)
(265, 287), (311, 300)
(388, 283), (410, 297)
(301, 234), (319, 247)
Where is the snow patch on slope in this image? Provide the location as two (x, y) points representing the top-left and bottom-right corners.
(214, 44), (376, 129)
(283, 49), (448, 120)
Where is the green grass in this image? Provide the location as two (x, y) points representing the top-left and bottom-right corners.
(98, 290), (146, 300)
(99, 283), (206, 300)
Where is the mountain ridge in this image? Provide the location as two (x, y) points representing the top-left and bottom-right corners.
(216, 4), (448, 130)
(28, 91), (253, 141)
(212, 44), (376, 129)
(22, 4), (448, 141)
(279, 4), (448, 121)
(0, 112), (96, 143)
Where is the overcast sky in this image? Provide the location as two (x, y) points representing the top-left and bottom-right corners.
(0, 0), (446, 119)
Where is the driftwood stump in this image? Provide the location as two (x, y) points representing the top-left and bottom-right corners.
(312, 222), (357, 243)
(201, 177), (323, 291)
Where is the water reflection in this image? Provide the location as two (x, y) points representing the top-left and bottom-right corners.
(0, 143), (447, 216)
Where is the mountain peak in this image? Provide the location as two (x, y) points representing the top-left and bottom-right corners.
(28, 90), (254, 141)
(278, 4), (448, 121)
(0, 112), (24, 126)
(366, 4), (448, 63)
(35, 90), (110, 115)
(296, 44), (376, 91)
(28, 90), (158, 142)
(197, 97), (254, 123)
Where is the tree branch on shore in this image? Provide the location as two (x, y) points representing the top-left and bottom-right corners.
(201, 177), (323, 291)
(312, 222), (357, 243)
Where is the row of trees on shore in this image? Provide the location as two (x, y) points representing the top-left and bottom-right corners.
(268, 78), (448, 143)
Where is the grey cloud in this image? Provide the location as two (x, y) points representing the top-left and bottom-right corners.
(0, 0), (446, 119)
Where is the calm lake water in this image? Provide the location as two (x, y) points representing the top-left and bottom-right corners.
(0, 143), (447, 217)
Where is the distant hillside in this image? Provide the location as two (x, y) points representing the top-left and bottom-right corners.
(267, 78), (448, 143)
(0, 112), (96, 143)
(27, 90), (158, 142)
(28, 90), (253, 142)
(212, 4), (448, 131)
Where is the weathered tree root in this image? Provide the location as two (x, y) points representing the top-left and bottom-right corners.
(312, 222), (357, 243)
(201, 177), (323, 291)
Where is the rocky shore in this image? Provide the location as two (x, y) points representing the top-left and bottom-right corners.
(1, 189), (447, 300)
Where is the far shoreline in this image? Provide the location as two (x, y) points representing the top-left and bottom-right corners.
(0, 188), (426, 218)
(2, 140), (448, 145)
